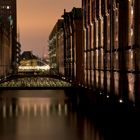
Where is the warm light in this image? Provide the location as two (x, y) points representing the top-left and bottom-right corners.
(62, 77), (66, 80)
(64, 104), (68, 116)
(18, 65), (50, 71)
(3, 105), (6, 118)
(100, 92), (102, 95)
(131, 28), (133, 36)
(115, 37), (118, 41)
(119, 99), (123, 103)
(131, 8), (133, 15)
(130, 50), (133, 59)
(6, 6), (10, 9)
(107, 95), (109, 98)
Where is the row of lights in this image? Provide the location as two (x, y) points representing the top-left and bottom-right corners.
(55, 76), (135, 107)
(0, 5), (10, 10)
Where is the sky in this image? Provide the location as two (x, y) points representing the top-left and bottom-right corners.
(17, 0), (81, 57)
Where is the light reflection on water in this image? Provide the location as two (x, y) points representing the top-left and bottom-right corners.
(0, 90), (104, 140)
(0, 98), (68, 118)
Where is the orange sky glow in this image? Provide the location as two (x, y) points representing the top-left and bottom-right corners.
(17, 0), (81, 57)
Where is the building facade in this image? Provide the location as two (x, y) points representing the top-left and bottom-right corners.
(48, 8), (83, 84)
(0, 0), (19, 73)
(19, 51), (38, 66)
(0, 21), (12, 77)
(82, 0), (140, 105)
(57, 22), (65, 76)
(63, 8), (83, 84)
(48, 19), (64, 75)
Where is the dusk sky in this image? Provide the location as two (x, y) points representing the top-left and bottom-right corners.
(17, 0), (81, 57)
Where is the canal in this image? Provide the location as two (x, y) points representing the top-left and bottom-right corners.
(0, 90), (139, 140)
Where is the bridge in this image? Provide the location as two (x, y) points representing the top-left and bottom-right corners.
(0, 59), (139, 111)
(0, 73), (73, 89)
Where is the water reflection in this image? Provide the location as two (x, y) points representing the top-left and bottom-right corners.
(0, 98), (68, 118)
(0, 90), (104, 140)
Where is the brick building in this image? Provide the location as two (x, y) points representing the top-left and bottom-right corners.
(0, 0), (20, 73)
(0, 21), (12, 77)
(48, 8), (83, 84)
(62, 8), (83, 84)
(82, 0), (140, 104)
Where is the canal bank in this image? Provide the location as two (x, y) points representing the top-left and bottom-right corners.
(65, 87), (138, 115)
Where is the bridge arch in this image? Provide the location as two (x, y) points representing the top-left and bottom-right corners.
(0, 75), (72, 89)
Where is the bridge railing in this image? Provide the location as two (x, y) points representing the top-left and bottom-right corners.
(0, 75), (72, 89)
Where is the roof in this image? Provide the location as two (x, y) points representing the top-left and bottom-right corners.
(21, 51), (37, 60)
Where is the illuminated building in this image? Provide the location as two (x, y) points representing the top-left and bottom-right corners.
(0, 20), (12, 77)
(62, 8), (83, 84)
(48, 19), (64, 75)
(19, 51), (38, 66)
(18, 51), (50, 73)
(49, 8), (83, 84)
(0, 0), (19, 73)
(82, 0), (140, 104)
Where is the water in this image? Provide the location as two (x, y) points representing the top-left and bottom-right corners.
(0, 90), (104, 140)
(0, 90), (139, 140)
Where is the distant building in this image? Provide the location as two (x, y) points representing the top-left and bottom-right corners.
(19, 51), (50, 73)
(48, 19), (64, 75)
(19, 51), (38, 66)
